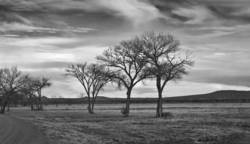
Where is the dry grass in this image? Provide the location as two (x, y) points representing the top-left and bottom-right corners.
(9, 103), (250, 144)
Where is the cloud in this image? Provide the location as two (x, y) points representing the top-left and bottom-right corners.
(232, 7), (250, 16)
(187, 70), (250, 88)
(0, 36), (80, 50)
(0, 1), (95, 37)
(206, 3), (250, 24)
(94, 0), (166, 25)
(0, 35), (107, 69)
(45, 0), (166, 26)
(172, 6), (215, 24)
(2, 0), (250, 33)
(0, 22), (95, 36)
(151, 0), (250, 26)
(1, 0), (166, 26)
(22, 61), (71, 69)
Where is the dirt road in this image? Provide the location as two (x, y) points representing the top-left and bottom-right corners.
(0, 115), (50, 144)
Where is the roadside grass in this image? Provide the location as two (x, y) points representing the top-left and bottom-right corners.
(9, 103), (250, 144)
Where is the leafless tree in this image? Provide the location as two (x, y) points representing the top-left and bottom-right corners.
(67, 63), (110, 114)
(0, 67), (27, 114)
(97, 37), (149, 116)
(141, 32), (193, 117)
(32, 77), (51, 111)
(20, 76), (40, 111)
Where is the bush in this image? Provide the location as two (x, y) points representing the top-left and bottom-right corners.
(161, 112), (174, 118)
(121, 107), (129, 117)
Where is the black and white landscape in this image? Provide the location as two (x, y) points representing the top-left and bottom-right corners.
(0, 0), (250, 144)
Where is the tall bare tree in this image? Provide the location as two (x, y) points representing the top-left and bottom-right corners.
(141, 32), (193, 117)
(33, 77), (51, 111)
(97, 37), (149, 116)
(67, 63), (110, 114)
(20, 76), (40, 111)
(0, 67), (26, 114)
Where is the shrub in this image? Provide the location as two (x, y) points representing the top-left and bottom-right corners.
(161, 112), (174, 118)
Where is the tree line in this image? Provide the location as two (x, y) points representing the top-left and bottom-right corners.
(0, 67), (51, 114)
(0, 32), (193, 117)
(67, 32), (193, 117)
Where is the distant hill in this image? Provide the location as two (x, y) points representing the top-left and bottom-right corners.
(46, 90), (250, 105)
(166, 90), (250, 103)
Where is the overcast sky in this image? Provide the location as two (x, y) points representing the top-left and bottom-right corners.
(1, 0), (250, 98)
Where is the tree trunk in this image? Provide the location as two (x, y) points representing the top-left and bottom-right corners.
(37, 89), (43, 111)
(156, 90), (163, 117)
(29, 95), (34, 111)
(122, 88), (132, 117)
(87, 103), (94, 114)
(91, 95), (97, 114)
(91, 103), (95, 113)
(90, 102), (95, 114)
(7, 103), (10, 112)
(0, 101), (8, 114)
(156, 77), (163, 117)
(87, 95), (94, 114)
(31, 99), (34, 111)
(0, 95), (8, 114)
(31, 104), (34, 111)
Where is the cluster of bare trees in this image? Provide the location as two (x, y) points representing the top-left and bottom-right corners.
(0, 67), (51, 114)
(68, 32), (193, 117)
(67, 63), (111, 113)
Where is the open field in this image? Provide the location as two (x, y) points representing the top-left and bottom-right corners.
(8, 103), (250, 144)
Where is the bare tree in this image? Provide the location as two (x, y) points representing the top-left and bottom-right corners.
(33, 77), (51, 111)
(67, 63), (110, 114)
(0, 67), (26, 114)
(97, 37), (149, 116)
(141, 32), (193, 117)
(20, 76), (40, 111)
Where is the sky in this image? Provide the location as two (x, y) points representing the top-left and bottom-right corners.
(1, 0), (250, 98)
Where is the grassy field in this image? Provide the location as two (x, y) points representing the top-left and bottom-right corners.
(9, 103), (250, 144)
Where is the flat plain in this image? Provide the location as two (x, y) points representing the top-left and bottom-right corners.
(8, 103), (250, 144)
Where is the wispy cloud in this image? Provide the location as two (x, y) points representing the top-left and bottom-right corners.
(0, 22), (95, 36)
(172, 6), (215, 24)
(94, 0), (166, 25)
(1, 0), (166, 27)
(44, 0), (166, 26)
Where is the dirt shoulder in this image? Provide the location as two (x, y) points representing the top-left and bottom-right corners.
(0, 114), (50, 144)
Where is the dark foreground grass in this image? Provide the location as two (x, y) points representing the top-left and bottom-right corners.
(8, 103), (250, 144)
